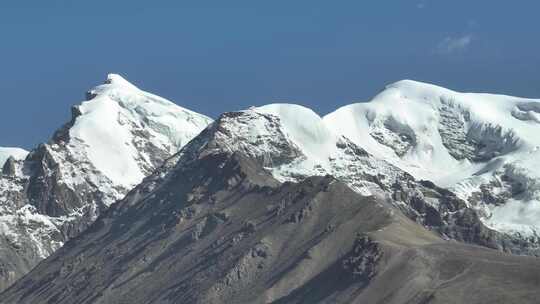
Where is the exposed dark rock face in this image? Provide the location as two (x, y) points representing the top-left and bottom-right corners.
(51, 105), (82, 144)
(0, 137), (121, 292)
(25, 144), (93, 217)
(391, 178), (540, 256)
(438, 97), (520, 162)
(342, 235), (382, 280)
(370, 116), (417, 157)
(1, 157), (16, 176)
(438, 100), (478, 161)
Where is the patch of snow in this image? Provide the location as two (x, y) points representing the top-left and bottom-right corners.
(0, 147), (28, 167)
(484, 198), (540, 238)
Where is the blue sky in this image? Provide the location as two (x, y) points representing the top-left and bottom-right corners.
(1, 1), (539, 149)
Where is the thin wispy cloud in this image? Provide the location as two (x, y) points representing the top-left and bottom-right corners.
(416, 3), (426, 9)
(436, 34), (474, 54)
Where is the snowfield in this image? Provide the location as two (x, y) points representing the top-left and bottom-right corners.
(71, 73), (213, 189)
(324, 80), (540, 237)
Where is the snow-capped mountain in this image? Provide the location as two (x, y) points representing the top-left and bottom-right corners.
(0, 147), (28, 168)
(214, 104), (407, 195)
(3, 99), (540, 304)
(2, 75), (540, 299)
(167, 106), (513, 254)
(0, 74), (212, 291)
(324, 80), (540, 241)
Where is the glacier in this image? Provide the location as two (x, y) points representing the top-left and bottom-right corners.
(324, 79), (540, 238)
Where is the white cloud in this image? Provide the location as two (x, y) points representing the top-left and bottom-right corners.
(436, 34), (473, 54)
(417, 3), (426, 9)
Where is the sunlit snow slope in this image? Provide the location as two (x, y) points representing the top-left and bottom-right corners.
(0, 74), (212, 291)
(0, 148), (28, 168)
(324, 80), (540, 237)
(72, 73), (213, 189)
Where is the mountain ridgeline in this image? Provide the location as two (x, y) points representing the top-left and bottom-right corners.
(1, 76), (540, 303)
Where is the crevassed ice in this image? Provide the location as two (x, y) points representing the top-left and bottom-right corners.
(324, 79), (540, 237)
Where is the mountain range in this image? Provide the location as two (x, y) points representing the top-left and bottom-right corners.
(1, 75), (539, 303)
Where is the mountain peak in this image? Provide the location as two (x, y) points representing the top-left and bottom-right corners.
(72, 75), (213, 188)
(385, 79), (450, 91)
(370, 79), (457, 105)
(325, 80), (540, 240)
(85, 73), (140, 100)
(104, 73), (139, 89)
(0, 74), (213, 291)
